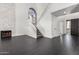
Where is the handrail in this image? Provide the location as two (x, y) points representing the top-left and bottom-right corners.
(37, 24), (45, 36)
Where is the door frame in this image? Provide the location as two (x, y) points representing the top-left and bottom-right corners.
(66, 20), (71, 34)
(58, 21), (64, 36)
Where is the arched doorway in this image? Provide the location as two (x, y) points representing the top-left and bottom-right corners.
(28, 8), (43, 38)
(28, 8), (37, 26)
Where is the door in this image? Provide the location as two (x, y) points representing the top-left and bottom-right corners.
(66, 20), (71, 34)
(71, 19), (79, 36)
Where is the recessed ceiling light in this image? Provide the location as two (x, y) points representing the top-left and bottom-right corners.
(64, 11), (66, 14)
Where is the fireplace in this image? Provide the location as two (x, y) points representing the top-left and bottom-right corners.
(1, 30), (12, 39)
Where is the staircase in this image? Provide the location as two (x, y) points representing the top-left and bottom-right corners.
(36, 4), (50, 39)
(26, 4), (50, 39)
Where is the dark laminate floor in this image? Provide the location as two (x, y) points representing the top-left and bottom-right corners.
(0, 34), (79, 55)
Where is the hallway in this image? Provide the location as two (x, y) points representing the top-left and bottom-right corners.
(0, 34), (79, 55)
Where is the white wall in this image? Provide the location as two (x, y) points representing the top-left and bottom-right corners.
(0, 3), (76, 38)
(15, 3), (37, 38)
(36, 3), (49, 21)
(37, 4), (52, 38)
(15, 3), (49, 38)
(39, 3), (77, 38)
(15, 3), (27, 36)
(0, 3), (15, 36)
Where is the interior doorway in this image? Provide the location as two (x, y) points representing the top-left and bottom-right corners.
(28, 8), (37, 26)
(66, 20), (71, 34)
(28, 8), (43, 38)
(59, 21), (64, 35)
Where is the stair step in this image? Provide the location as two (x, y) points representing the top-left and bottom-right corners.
(37, 34), (43, 38)
(37, 28), (43, 38)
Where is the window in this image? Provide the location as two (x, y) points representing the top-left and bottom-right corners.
(28, 8), (37, 26)
(66, 20), (71, 29)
